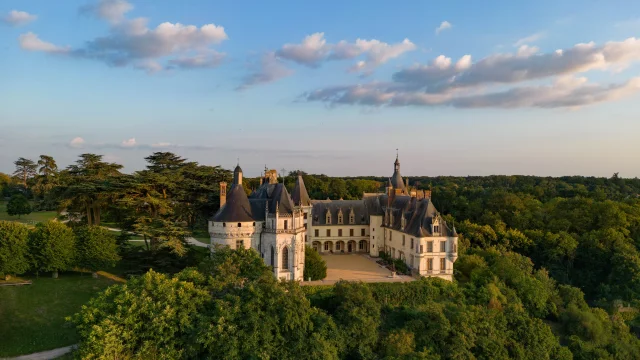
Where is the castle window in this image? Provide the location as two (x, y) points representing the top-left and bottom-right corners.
(304, 223), (307, 230)
(270, 246), (275, 267)
(411, 238), (414, 248)
(420, 245), (424, 253)
(236, 240), (244, 249)
(338, 214), (343, 224)
(440, 258), (446, 271)
(350, 229), (354, 237)
(327, 229), (331, 237)
(315, 229), (319, 237)
(390, 232), (392, 241)
(336, 242), (341, 250)
(349, 214), (354, 224)
(326, 213), (331, 224)
(440, 241), (446, 252)
(304, 213), (308, 219)
(238, 223), (241, 227)
(338, 229), (343, 237)
(284, 220), (288, 229)
(402, 235), (405, 246)
(253, 222), (256, 226)
(361, 229), (365, 236)
(433, 225), (439, 234)
(427, 258), (433, 270)
(282, 246), (290, 270)
(223, 223), (226, 227)
(453, 243), (457, 252)
(324, 242), (329, 251)
(427, 241), (433, 252)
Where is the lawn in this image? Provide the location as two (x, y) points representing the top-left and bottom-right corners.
(0, 200), (57, 225)
(0, 273), (116, 357)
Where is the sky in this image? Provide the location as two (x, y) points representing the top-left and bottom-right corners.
(2, 0), (640, 178)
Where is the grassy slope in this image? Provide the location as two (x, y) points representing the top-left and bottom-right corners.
(0, 201), (57, 224)
(0, 274), (115, 357)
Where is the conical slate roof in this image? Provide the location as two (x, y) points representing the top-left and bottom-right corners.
(292, 174), (311, 206)
(211, 183), (253, 222)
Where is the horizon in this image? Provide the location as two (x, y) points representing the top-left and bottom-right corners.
(2, 0), (640, 177)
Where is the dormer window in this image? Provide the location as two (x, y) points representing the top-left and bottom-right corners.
(337, 210), (343, 224)
(433, 225), (440, 234)
(349, 215), (354, 224)
(326, 211), (331, 224)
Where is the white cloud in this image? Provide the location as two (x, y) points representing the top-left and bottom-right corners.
(151, 142), (172, 148)
(19, 32), (69, 53)
(2, 10), (37, 26)
(435, 21), (452, 34)
(121, 138), (137, 147)
(303, 37), (640, 109)
(79, 0), (132, 24)
(277, 32), (330, 67)
(69, 137), (86, 148)
(167, 51), (226, 69)
(333, 38), (416, 73)
(237, 52), (294, 90)
(21, 0), (228, 73)
(514, 32), (544, 47)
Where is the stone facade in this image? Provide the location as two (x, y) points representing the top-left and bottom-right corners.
(209, 156), (459, 281)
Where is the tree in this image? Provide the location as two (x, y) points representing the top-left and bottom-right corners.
(13, 157), (37, 188)
(34, 155), (58, 199)
(6, 194), (32, 219)
(0, 221), (31, 280)
(29, 221), (76, 278)
(304, 246), (327, 281)
(58, 154), (123, 225)
(74, 225), (120, 277)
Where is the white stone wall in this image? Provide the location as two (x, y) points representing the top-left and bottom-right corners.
(307, 224), (370, 254)
(369, 215), (383, 257)
(382, 227), (458, 281)
(208, 220), (262, 249)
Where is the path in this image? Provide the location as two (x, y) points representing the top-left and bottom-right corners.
(105, 228), (209, 248)
(1, 345), (75, 360)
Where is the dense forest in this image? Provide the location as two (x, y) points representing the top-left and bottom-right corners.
(2, 153), (640, 359)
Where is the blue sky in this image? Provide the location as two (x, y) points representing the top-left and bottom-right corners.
(2, 0), (640, 178)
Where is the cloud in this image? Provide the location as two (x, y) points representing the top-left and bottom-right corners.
(275, 33), (415, 71)
(167, 51), (226, 69)
(19, 32), (70, 53)
(237, 52), (294, 90)
(79, 0), (132, 24)
(2, 10), (37, 26)
(302, 37), (640, 109)
(435, 21), (452, 34)
(121, 138), (136, 147)
(69, 137), (86, 148)
(20, 0), (228, 72)
(514, 32), (544, 47)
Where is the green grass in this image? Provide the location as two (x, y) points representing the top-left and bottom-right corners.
(0, 201), (57, 225)
(191, 227), (210, 244)
(0, 273), (116, 357)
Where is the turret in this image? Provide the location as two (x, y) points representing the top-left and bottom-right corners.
(234, 163), (243, 185)
(219, 182), (227, 209)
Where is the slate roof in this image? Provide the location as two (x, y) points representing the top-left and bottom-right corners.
(211, 184), (254, 222)
(249, 182), (296, 215)
(292, 174), (312, 206)
(384, 196), (456, 238)
(310, 200), (370, 226)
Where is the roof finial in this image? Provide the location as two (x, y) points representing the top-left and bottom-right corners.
(280, 168), (286, 184)
(396, 148), (398, 159)
(237, 157), (240, 166)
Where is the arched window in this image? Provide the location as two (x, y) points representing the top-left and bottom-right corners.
(238, 222), (242, 227)
(282, 246), (289, 270)
(270, 245), (275, 267)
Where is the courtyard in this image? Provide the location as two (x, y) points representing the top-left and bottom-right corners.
(304, 253), (414, 285)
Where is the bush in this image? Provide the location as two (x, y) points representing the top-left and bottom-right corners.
(6, 194), (31, 219)
(0, 221), (31, 279)
(74, 225), (120, 273)
(29, 221), (75, 277)
(304, 246), (327, 280)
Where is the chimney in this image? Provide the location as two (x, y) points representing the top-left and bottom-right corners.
(406, 178), (409, 189)
(424, 190), (431, 199)
(220, 182), (227, 209)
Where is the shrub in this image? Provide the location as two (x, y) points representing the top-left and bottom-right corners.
(29, 221), (75, 277)
(74, 225), (120, 274)
(0, 221), (31, 279)
(304, 246), (327, 280)
(6, 194), (31, 219)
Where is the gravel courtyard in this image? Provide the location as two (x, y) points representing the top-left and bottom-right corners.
(301, 254), (414, 285)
